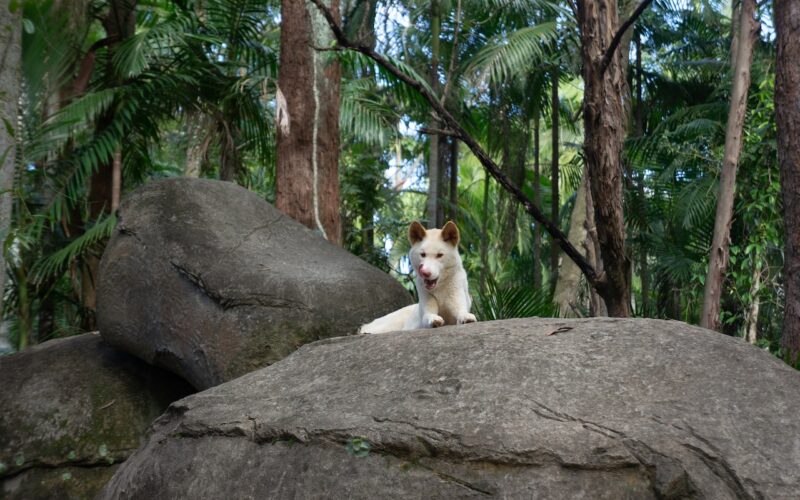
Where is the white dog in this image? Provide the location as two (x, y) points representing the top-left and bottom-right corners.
(359, 221), (477, 334)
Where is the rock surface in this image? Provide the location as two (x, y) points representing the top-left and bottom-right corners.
(100, 318), (800, 499)
(0, 333), (193, 500)
(97, 178), (411, 390)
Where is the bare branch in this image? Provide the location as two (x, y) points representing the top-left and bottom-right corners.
(418, 127), (460, 138)
(308, 0), (602, 287)
(600, 0), (654, 75)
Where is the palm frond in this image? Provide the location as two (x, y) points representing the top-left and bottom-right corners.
(30, 214), (117, 285)
(473, 274), (557, 320)
(464, 22), (558, 86)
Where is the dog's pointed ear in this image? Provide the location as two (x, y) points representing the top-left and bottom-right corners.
(409, 221), (427, 245)
(441, 221), (460, 247)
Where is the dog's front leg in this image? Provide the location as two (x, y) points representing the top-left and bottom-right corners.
(453, 287), (477, 325)
(419, 293), (444, 328)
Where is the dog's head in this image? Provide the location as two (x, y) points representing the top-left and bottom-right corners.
(408, 220), (460, 292)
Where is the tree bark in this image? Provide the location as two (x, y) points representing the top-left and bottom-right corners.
(276, 0), (342, 244)
(775, 0), (800, 363)
(533, 114), (542, 290)
(744, 263), (761, 344)
(0, 0), (20, 319)
(219, 120), (241, 182)
(448, 138), (458, 222)
(479, 172), (489, 296)
(700, 0), (759, 331)
(554, 170), (589, 317)
(577, 0), (632, 317)
(426, 0), (442, 228)
(635, 32), (649, 316)
(112, 148), (121, 211)
(185, 113), (208, 177)
(550, 65), (560, 288)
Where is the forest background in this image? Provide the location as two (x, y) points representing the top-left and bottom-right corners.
(1, 0), (798, 369)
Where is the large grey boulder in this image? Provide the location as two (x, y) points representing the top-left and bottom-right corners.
(100, 318), (800, 499)
(0, 333), (193, 500)
(97, 178), (411, 390)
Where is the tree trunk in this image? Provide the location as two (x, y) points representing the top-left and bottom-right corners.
(775, 0), (800, 363)
(533, 114), (542, 290)
(744, 263), (761, 344)
(554, 170), (589, 317)
(448, 138), (459, 222)
(112, 149), (122, 212)
(219, 121), (241, 182)
(584, 174), (607, 317)
(635, 32), (649, 316)
(639, 178), (650, 316)
(436, 134), (447, 226)
(37, 292), (56, 344)
(577, 0), (631, 317)
(700, 0), (759, 331)
(276, 0), (342, 244)
(550, 65), (560, 289)
(426, 0), (442, 228)
(479, 172), (489, 296)
(0, 0), (20, 319)
(185, 114), (207, 177)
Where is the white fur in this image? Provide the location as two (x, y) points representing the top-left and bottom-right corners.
(359, 223), (476, 334)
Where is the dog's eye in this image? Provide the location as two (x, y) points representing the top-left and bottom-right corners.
(436, 253), (443, 258)
(420, 252), (426, 258)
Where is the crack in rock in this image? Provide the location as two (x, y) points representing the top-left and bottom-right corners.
(170, 261), (309, 311)
(1, 448), (138, 480)
(681, 443), (755, 500)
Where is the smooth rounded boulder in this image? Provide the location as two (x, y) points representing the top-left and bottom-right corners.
(100, 318), (800, 499)
(0, 333), (193, 500)
(97, 178), (412, 390)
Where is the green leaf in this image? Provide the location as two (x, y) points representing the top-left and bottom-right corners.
(345, 437), (371, 458)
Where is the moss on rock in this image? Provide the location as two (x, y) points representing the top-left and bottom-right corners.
(0, 334), (193, 499)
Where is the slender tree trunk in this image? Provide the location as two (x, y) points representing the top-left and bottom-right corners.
(37, 292), (55, 344)
(550, 65), (560, 289)
(112, 149), (121, 212)
(635, 33), (644, 138)
(775, 0), (800, 363)
(584, 178), (607, 316)
(639, 178), (650, 315)
(276, 0), (342, 243)
(700, 0), (759, 331)
(533, 114), (542, 290)
(635, 32), (649, 316)
(219, 122), (241, 182)
(449, 138), (458, 222)
(745, 264), (761, 344)
(479, 172), (489, 296)
(426, 0), (441, 227)
(15, 267), (30, 349)
(436, 134), (447, 225)
(577, 0), (632, 317)
(0, 0), (20, 319)
(185, 118), (205, 178)
(554, 170), (589, 317)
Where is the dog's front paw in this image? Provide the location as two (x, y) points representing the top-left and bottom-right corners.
(457, 313), (477, 325)
(425, 314), (445, 328)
